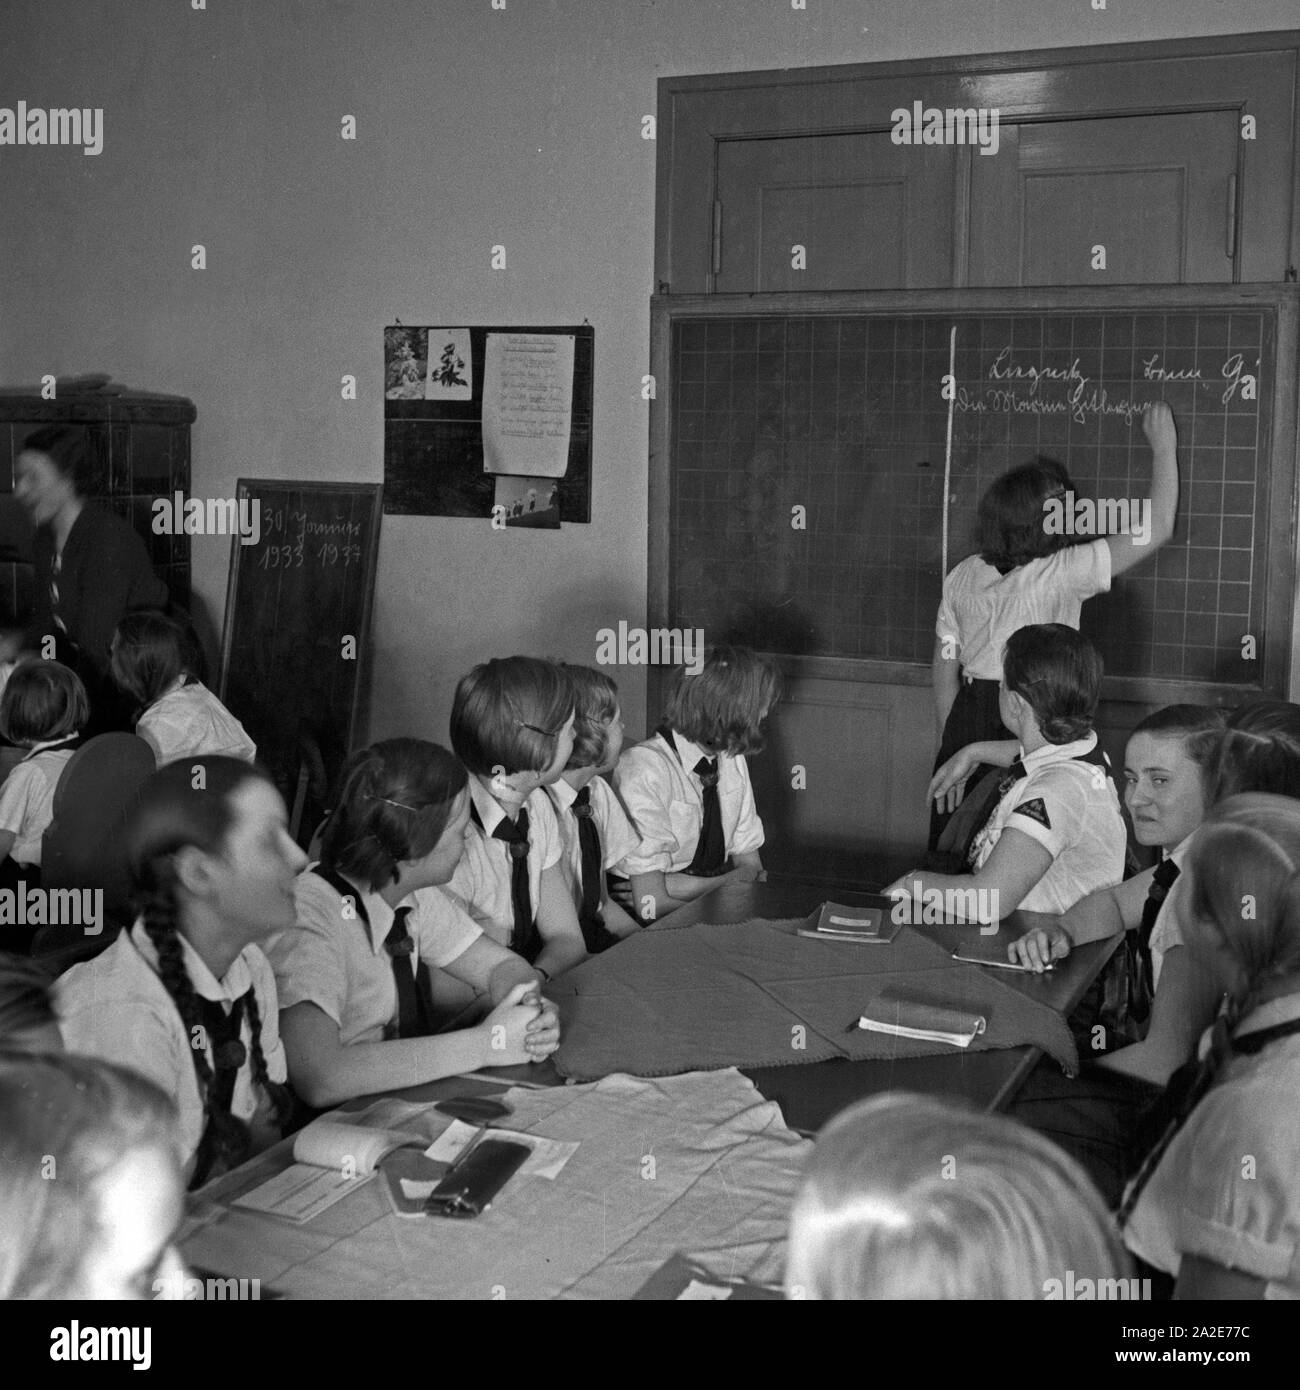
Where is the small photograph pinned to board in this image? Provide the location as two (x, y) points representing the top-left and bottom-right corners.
(426, 327), (473, 401)
(493, 475), (560, 529)
(384, 326), (428, 400)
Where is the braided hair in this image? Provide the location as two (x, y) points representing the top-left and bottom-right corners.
(126, 757), (294, 1185)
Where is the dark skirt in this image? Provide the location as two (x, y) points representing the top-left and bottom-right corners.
(1009, 1053), (1163, 1209)
(927, 674), (1010, 852)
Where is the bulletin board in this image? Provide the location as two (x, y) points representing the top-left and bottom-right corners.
(383, 323), (594, 522)
(649, 285), (1300, 698)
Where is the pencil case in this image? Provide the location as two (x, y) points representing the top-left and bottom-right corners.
(424, 1137), (531, 1218)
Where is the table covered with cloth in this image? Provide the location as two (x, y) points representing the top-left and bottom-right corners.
(549, 917), (1079, 1081)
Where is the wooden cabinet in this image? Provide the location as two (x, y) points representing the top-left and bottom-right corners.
(969, 112), (1241, 286)
(715, 132), (958, 291)
(657, 35), (1299, 294)
(0, 387), (194, 624)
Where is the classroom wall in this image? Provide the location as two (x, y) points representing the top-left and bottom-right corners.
(1, 0), (1295, 745)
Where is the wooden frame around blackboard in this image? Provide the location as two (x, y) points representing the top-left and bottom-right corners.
(383, 323), (594, 522)
(218, 480), (383, 816)
(648, 283), (1300, 712)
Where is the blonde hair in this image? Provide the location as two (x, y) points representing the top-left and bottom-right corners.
(785, 1093), (1126, 1299)
(1180, 793), (1300, 1012)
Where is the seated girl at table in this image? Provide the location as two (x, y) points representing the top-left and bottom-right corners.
(546, 665), (641, 952)
(0, 953), (62, 1053)
(1008, 705), (1223, 1031)
(445, 657), (586, 978)
(929, 403), (1179, 852)
(1008, 700), (1300, 1208)
(57, 756), (300, 1188)
(111, 609), (256, 767)
(885, 624), (1125, 925)
(612, 644), (779, 923)
(785, 1092), (1128, 1299)
(0, 660), (89, 912)
(271, 738), (560, 1109)
(1121, 793), (1300, 1298)
(0, 1052), (186, 1300)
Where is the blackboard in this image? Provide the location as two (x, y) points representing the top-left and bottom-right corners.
(659, 289), (1298, 694)
(384, 324), (593, 521)
(219, 481), (382, 834)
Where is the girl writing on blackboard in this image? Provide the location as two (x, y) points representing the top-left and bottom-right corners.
(111, 609), (256, 767)
(612, 645), (779, 923)
(57, 757), (300, 1188)
(929, 402), (1178, 850)
(271, 739), (559, 1108)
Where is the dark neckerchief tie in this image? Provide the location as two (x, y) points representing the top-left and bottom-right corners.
(309, 865), (434, 1040)
(191, 989), (250, 1188)
(1119, 1005), (1300, 1227)
(471, 802), (540, 962)
(1127, 858), (1181, 1028)
(572, 785), (618, 953)
(657, 724), (727, 877)
(386, 904), (433, 1039)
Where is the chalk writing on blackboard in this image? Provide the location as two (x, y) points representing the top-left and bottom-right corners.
(956, 345), (1261, 424)
(482, 332), (574, 477)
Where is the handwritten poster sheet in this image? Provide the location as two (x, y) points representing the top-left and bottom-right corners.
(482, 332), (574, 477)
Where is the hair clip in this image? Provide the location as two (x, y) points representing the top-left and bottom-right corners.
(366, 793), (425, 812)
(514, 717), (566, 738)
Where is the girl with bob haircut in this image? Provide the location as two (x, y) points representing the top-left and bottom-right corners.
(929, 404), (1177, 850)
(57, 757), (302, 1187)
(545, 665), (641, 952)
(613, 645), (780, 923)
(888, 623), (1125, 923)
(785, 1092), (1129, 1300)
(446, 657), (586, 977)
(1123, 794), (1300, 1298)
(271, 738), (559, 1108)
(0, 1052), (186, 1300)
(0, 659), (90, 903)
(110, 609), (255, 767)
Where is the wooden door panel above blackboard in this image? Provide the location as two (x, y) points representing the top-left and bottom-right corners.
(652, 287), (1298, 702)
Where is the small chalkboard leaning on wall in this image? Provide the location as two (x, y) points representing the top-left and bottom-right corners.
(219, 480), (383, 842)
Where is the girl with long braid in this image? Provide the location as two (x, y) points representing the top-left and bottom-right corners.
(56, 756), (304, 1187)
(1122, 794), (1300, 1298)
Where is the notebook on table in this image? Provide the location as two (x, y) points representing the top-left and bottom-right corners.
(796, 897), (903, 944)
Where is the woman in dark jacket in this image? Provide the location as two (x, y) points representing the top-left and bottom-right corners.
(11, 424), (168, 728)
